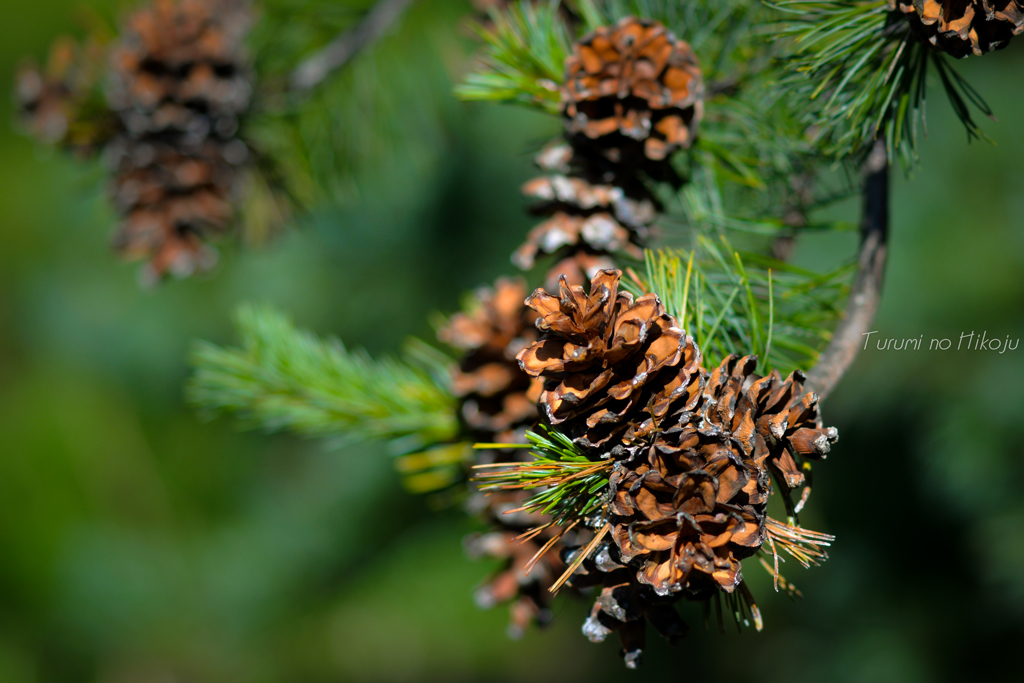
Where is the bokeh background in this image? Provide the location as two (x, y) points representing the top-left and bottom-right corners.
(2, 1), (1023, 681)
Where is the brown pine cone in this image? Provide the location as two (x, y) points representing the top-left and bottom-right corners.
(441, 278), (567, 634)
(439, 277), (543, 439)
(610, 355), (773, 598)
(545, 251), (618, 290)
(14, 37), (114, 154)
(464, 486), (572, 639)
(741, 360), (840, 511)
(512, 212), (644, 272)
(888, 0), (1024, 57)
(562, 17), (704, 163)
(106, 0), (255, 282)
(517, 269), (703, 448)
(521, 174), (657, 229)
(569, 555), (687, 669)
(15, 39), (77, 147)
(574, 354), (837, 664)
(514, 270), (839, 665)
(514, 142), (658, 289)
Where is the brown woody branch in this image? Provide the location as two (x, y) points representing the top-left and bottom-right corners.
(805, 140), (890, 402)
(289, 0), (416, 92)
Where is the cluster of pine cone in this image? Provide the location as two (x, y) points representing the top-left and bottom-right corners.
(440, 17), (823, 661)
(517, 268), (837, 666)
(888, 0), (1024, 57)
(15, 0), (256, 282)
(439, 16), (713, 640)
(443, 16), (842, 665)
(515, 17), (704, 289)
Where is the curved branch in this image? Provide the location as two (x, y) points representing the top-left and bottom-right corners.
(805, 140), (889, 401)
(289, 0), (416, 92)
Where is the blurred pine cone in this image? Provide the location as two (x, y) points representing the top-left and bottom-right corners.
(15, 36), (115, 154)
(514, 143), (657, 288)
(515, 270), (839, 665)
(888, 0), (1024, 57)
(441, 278), (571, 635)
(562, 17), (704, 163)
(463, 489), (571, 639)
(512, 17), (706, 288)
(439, 277), (542, 440)
(106, 0), (255, 282)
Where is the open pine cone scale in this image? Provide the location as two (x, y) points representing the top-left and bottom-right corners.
(889, 0), (1024, 56)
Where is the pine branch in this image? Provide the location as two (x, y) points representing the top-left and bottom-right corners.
(805, 139), (888, 400)
(289, 0), (417, 91)
(772, 0), (994, 167)
(455, 0), (572, 112)
(188, 305), (459, 451)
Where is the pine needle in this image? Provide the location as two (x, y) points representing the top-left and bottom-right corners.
(771, 0), (994, 169)
(473, 427), (614, 580)
(550, 522), (611, 593)
(626, 242), (849, 376)
(188, 305), (461, 482)
(765, 516), (835, 569)
(455, 0), (572, 112)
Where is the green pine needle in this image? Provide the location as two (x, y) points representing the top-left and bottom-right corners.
(473, 426), (612, 528)
(628, 240), (851, 375)
(772, 0), (995, 168)
(455, 0), (572, 112)
(188, 305), (460, 452)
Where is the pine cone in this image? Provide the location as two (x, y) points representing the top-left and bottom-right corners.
(514, 142), (658, 289)
(546, 251), (619, 289)
(562, 17), (704, 163)
(439, 277), (543, 439)
(15, 37), (114, 154)
(464, 487), (572, 639)
(513, 212), (643, 271)
(577, 354), (837, 664)
(888, 0), (1024, 57)
(517, 269), (703, 449)
(515, 270), (839, 665)
(106, 0), (255, 281)
(569, 556), (687, 669)
(441, 278), (571, 634)
(611, 355), (774, 598)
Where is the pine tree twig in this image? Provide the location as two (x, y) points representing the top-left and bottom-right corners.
(187, 305), (458, 448)
(805, 139), (889, 400)
(289, 0), (416, 92)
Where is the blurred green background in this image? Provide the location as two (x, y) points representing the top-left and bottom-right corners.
(2, 2), (1023, 681)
